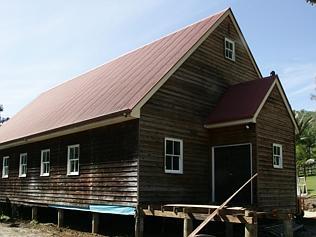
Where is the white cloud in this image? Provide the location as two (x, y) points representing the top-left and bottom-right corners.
(289, 84), (315, 97)
(277, 62), (316, 111)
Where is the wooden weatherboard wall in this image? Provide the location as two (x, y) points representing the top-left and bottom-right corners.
(138, 15), (259, 205)
(0, 120), (138, 207)
(256, 87), (296, 212)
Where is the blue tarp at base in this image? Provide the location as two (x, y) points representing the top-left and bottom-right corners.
(89, 205), (135, 215)
(48, 204), (136, 216)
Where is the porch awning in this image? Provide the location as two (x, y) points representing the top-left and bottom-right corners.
(204, 75), (296, 130)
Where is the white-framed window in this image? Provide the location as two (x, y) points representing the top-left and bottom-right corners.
(273, 144), (283, 168)
(67, 144), (79, 175)
(224, 38), (235, 61)
(19, 153), (27, 177)
(2, 156), (9, 178)
(40, 149), (50, 176)
(164, 138), (183, 174)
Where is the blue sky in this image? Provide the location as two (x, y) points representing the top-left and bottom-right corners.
(0, 0), (315, 118)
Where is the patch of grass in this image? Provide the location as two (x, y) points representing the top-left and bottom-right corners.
(0, 214), (11, 222)
(306, 175), (316, 196)
(30, 219), (38, 225)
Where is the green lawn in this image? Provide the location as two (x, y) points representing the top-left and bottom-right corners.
(306, 175), (316, 196)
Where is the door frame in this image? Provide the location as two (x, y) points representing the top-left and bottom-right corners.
(211, 143), (253, 204)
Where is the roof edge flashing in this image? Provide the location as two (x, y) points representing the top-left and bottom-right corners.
(204, 118), (255, 129)
(252, 78), (299, 133)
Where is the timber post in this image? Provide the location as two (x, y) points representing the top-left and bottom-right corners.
(57, 209), (64, 228)
(183, 208), (193, 237)
(31, 206), (38, 221)
(92, 212), (100, 234)
(245, 223), (257, 237)
(11, 204), (18, 218)
(283, 217), (293, 237)
(245, 211), (257, 237)
(135, 207), (144, 237)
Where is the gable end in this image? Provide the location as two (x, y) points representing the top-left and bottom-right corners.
(131, 8), (262, 118)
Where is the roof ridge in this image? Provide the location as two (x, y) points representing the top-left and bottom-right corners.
(40, 8), (230, 96)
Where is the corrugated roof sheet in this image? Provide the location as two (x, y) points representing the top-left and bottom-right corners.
(205, 76), (276, 125)
(0, 9), (227, 145)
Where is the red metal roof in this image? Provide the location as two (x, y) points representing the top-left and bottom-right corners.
(205, 76), (276, 126)
(0, 9), (227, 145)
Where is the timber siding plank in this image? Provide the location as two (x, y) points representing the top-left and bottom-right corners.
(0, 120), (139, 207)
(138, 16), (259, 205)
(256, 87), (296, 212)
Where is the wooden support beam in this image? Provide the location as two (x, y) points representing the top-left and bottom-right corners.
(31, 207), (38, 221)
(225, 222), (234, 237)
(183, 208), (193, 237)
(143, 209), (186, 219)
(135, 208), (144, 237)
(57, 209), (64, 228)
(163, 204), (246, 216)
(245, 223), (257, 237)
(183, 217), (193, 237)
(11, 204), (18, 218)
(92, 213), (100, 234)
(283, 219), (293, 237)
(142, 209), (253, 224)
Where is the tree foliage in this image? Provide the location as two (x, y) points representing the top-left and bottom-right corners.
(295, 110), (316, 177)
(306, 0), (316, 5)
(0, 105), (9, 125)
(312, 78), (316, 100)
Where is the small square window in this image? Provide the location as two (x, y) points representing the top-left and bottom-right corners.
(2, 156), (9, 178)
(224, 38), (235, 61)
(19, 153), (27, 177)
(67, 145), (79, 175)
(273, 144), (283, 168)
(165, 138), (183, 174)
(41, 149), (50, 176)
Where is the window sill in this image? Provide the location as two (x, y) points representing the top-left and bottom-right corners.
(2, 176), (8, 179)
(273, 165), (283, 169)
(67, 172), (79, 176)
(19, 174), (26, 178)
(165, 170), (183, 174)
(40, 173), (50, 177)
(225, 56), (235, 62)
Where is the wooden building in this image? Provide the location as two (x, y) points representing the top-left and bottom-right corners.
(0, 8), (297, 237)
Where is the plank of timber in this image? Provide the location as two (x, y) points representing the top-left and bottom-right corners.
(143, 209), (187, 219)
(142, 210), (253, 224)
(188, 173), (258, 237)
(164, 204), (245, 210)
(192, 213), (253, 224)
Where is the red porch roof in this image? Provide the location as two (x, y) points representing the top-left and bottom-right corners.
(205, 76), (276, 127)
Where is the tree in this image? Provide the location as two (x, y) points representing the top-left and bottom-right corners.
(306, 0), (316, 5)
(312, 77), (316, 100)
(0, 105), (9, 125)
(295, 110), (316, 177)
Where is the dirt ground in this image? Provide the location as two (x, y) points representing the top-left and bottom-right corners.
(1, 218), (316, 237)
(305, 197), (316, 211)
(0, 220), (103, 237)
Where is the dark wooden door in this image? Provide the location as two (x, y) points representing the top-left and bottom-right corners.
(213, 144), (252, 205)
